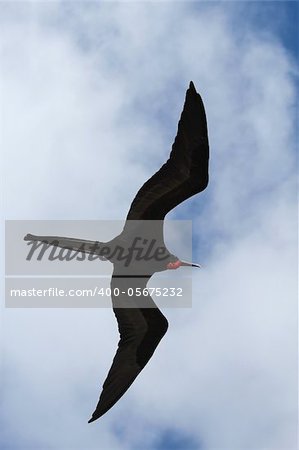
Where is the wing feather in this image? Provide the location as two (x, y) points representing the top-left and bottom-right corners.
(88, 274), (168, 422)
(125, 81), (209, 221)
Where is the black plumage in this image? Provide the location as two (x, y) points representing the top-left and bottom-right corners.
(24, 81), (209, 422)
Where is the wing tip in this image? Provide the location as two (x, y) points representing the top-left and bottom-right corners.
(189, 80), (196, 92)
(88, 415), (98, 424)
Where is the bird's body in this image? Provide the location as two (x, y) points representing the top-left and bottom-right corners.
(24, 81), (209, 422)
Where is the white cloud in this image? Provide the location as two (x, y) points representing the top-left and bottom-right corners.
(1, 2), (297, 450)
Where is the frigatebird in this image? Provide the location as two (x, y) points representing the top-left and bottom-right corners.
(24, 81), (209, 422)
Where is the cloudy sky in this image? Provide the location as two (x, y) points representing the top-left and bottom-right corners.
(1, 2), (298, 450)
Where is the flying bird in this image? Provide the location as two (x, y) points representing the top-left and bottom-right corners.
(24, 81), (209, 422)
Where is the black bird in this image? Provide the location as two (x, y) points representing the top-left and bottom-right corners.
(24, 81), (209, 422)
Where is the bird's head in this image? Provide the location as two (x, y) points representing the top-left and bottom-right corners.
(166, 259), (201, 270)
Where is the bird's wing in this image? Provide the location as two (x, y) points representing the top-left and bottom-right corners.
(88, 274), (168, 422)
(125, 81), (209, 222)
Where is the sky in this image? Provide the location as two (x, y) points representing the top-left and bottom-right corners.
(1, 1), (298, 450)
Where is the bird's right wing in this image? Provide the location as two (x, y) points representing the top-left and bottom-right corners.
(88, 273), (168, 422)
(125, 81), (209, 222)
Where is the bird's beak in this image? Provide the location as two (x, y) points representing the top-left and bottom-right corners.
(180, 260), (201, 268)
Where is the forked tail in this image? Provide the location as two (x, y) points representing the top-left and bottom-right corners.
(24, 233), (105, 257)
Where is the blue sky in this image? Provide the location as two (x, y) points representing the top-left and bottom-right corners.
(1, 2), (298, 450)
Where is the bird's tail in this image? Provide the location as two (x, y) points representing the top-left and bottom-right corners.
(24, 233), (106, 258)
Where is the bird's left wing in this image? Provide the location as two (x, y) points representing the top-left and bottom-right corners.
(88, 274), (168, 422)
